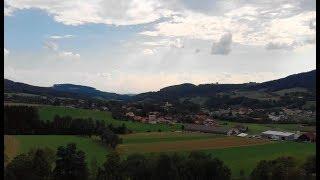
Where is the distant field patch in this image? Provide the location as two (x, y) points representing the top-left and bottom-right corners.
(231, 91), (279, 101)
(217, 120), (316, 134)
(274, 88), (308, 96)
(120, 131), (224, 144)
(117, 136), (270, 154)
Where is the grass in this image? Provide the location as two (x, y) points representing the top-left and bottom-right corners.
(201, 142), (316, 177)
(37, 105), (182, 133)
(217, 120), (316, 134)
(6, 135), (109, 166)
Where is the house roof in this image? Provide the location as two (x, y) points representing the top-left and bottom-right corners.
(262, 130), (294, 137)
(237, 133), (248, 137)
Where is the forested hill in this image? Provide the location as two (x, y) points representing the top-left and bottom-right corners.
(4, 69), (316, 102)
(4, 79), (130, 101)
(133, 70), (316, 101)
(246, 70), (316, 91)
(52, 84), (130, 100)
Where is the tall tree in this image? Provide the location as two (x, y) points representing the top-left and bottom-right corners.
(53, 143), (88, 180)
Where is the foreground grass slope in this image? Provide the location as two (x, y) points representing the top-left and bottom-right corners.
(202, 142), (316, 177)
(38, 105), (182, 132)
(6, 135), (109, 166)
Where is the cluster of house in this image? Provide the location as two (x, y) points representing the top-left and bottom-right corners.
(211, 107), (254, 117)
(211, 106), (315, 123)
(183, 123), (316, 143)
(267, 108), (315, 122)
(125, 111), (177, 125)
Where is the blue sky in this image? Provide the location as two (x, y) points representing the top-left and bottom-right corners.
(4, 0), (316, 94)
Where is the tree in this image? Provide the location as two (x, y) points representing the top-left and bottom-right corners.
(89, 157), (98, 180)
(302, 155), (316, 176)
(97, 152), (124, 180)
(5, 148), (52, 180)
(123, 154), (152, 180)
(53, 143), (88, 180)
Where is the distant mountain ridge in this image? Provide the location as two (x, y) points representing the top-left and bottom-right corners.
(4, 69), (316, 101)
(133, 70), (316, 101)
(4, 80), (130, 101)
(52, 84), (130, 100)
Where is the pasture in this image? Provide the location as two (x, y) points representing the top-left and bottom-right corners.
(37, 105), (182, 132)
(4, 135), (109, 166)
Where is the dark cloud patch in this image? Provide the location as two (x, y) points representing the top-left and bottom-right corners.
(211, 33), (232, 55)
(265, 42), (294, 50)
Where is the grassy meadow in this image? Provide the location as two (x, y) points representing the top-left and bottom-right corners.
(37, 105), (182, 132)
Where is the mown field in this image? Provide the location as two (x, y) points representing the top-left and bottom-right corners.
(5, 132), (316, 178)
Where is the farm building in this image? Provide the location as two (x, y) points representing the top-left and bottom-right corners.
(183, 123), (229, 134)
(261, 130), (295, 141)
(297, 132), (316, 142)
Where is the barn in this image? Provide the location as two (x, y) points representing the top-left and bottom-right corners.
(297, 132), (316, 142)
(261, 130), (295, 141)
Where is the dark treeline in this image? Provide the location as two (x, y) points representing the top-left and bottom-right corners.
(4, 105), (130, 135)
(5, 144), (316, 180)
(4, 144), (231, 180)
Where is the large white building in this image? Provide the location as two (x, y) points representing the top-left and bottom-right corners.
(261, 130), (295, 141)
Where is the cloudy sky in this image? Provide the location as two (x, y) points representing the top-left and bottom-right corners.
(4, 0), (316, 94)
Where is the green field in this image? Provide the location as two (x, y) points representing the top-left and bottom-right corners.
(5, 133), (315, 178)
(200, 142), (315, 177)
(7, 135), (109, 166)
(218, 120), (316, 134)
(37, 105), (182, 132)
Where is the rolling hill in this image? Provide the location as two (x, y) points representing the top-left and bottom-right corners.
(4, 69), (316, 101)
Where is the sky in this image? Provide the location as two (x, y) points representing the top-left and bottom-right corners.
(4, 0), (316, 94)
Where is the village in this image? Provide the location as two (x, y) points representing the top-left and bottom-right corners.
(120, 102), (316, 143)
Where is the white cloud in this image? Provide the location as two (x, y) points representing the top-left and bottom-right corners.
(211, 33), (232, 55)
(142, 49), (155, 55)
(49, 35), (74, 39)
(59, 51), (80, 59)
(43, 41), (59, 51)
(43, 39), (80, 59)
(4, 0), (171, 26)
(139, 0), (316, 50)
(4, 48), (10, 56)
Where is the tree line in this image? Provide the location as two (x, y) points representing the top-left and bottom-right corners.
(5, 143), (315, 180)
(4, 105), (130, 135)
(4, 105), (127, 149)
